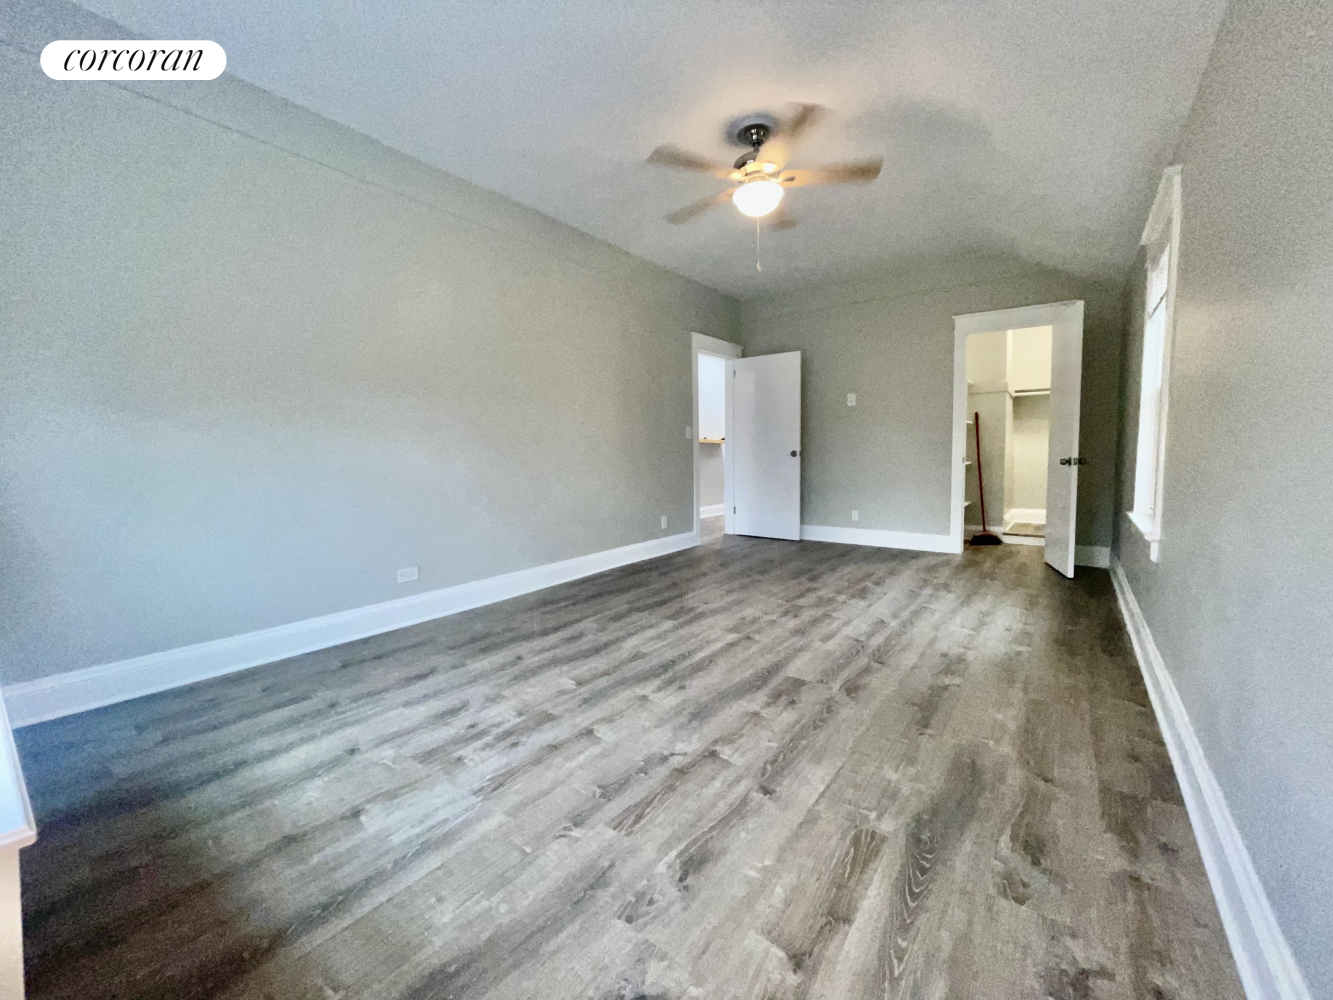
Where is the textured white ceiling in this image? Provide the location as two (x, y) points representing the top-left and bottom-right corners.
(77, 0), (1227, 298)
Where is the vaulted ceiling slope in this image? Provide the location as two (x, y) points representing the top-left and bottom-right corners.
(78, 0), (1227, 298)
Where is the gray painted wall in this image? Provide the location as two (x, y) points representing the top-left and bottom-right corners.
(965, 388), (1008, 530)
(1113, 0), (1332, 990)
(699, 445), (724, 508)
(0, 0), (738, 684)
(1010, 394), (1050, 513)
(742, 257), (1122, 543)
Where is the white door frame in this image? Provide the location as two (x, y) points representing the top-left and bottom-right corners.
(950, 301), (1084, 555)
(691, 332), (743, 537)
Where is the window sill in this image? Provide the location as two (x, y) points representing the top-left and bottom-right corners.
(1127, 510), (1161, 562)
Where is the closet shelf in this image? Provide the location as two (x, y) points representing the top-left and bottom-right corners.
(698, 438), (724, 444)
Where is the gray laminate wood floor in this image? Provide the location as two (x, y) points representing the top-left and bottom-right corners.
(15, 537), (1244, 1000)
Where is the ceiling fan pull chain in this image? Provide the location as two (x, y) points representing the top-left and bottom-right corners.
(756, 218), (762, 271)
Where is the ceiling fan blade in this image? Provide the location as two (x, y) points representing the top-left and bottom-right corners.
(759, 103), (828, 170)
(780, 159), (883, 187)
(665, 189), (734, 225)
(646, 145), (735, 179)
(783, 103), (827, 143)
(769, 204), (798, 231)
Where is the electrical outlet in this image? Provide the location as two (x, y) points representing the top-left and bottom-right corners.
(397, 566), (418, 584)
(847, 393), (856, 407)
(661, 515), (668, 530)
(685, 425), (692, 440)
(851, 510), (859, 521)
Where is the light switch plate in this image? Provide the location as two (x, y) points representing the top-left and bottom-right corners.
(847, 393), (856, 407)
(852, 510), (859, 521)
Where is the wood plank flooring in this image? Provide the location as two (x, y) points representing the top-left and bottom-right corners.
(14, 532), (1244, 1000)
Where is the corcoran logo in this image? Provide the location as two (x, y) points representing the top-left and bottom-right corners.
(40, 40), (226, 80)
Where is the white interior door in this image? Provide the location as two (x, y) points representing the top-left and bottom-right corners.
(1044, 306), (1084, 577)
(727, 352), (801, 540)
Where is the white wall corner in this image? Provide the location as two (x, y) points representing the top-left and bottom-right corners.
(3, 531), (700, 728)
(800, 524), (958, 554)
(1110, 560), (1313, 1000)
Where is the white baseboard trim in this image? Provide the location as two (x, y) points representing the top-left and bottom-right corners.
(699, 504), (725, 519)
(1075, 544), (1111, 568)
(1110, 559), (1311, 1000)
(999, 533), (1044, 547)
(800, 524), (958, 554)
(962, 528), (1108, 567)
(1004, 507), (1047, 526)
(4, 530), (700, 728)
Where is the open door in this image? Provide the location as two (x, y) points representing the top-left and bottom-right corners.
(1044, 303), (1085, 577)
(727, 352), (801, 540)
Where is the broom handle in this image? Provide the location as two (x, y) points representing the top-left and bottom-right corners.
(974, 411), (990, 532)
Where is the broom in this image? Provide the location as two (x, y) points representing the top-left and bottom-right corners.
(970, 410), (1002, 546)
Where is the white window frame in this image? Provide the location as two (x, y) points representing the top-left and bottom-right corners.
(1129, 165), (1181, 562)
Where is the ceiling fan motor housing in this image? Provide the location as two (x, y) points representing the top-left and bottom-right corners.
(736, 122), (771, 148)
(733, 120), (774, 169)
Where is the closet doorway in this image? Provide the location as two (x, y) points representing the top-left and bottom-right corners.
(967, 325), (1053, 539)
(690, 332), (742, 542)
(950, 302), (1084, 576)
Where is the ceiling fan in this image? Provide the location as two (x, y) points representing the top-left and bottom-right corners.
(646, 104), (882, 228)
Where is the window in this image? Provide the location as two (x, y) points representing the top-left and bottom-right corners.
(1129, 166), (1181, 561)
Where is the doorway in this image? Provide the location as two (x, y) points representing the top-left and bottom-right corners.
(691, 332), (742, 543)
(697, 354), (727, 542)
(965, 325), (1052, 542)
(951, 302), (1084, 576)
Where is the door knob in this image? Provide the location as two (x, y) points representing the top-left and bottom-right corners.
(1059, 456), (1087, 466)
(790, 450), (798, 457)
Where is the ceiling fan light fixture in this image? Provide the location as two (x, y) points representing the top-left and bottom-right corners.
(732, 178), (784, 218)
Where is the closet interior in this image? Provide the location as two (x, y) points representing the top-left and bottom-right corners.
(965, 325), (1053, 541)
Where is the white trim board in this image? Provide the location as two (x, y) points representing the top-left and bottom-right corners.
(1110, 560), (1312, 1000)
(0, 691), (34, 999)
(4, 530), (700, 728)
(1004, 507), (1046, 526)
(960, 530), (1110, 567)
(1132, 165), (1183, 566)
(998, 533), (1044, 548)
(800, 525), (955, 554)
(0, 694), (33, 851)
(699, 504), (725, 518)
